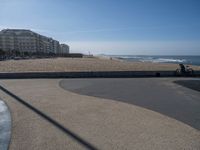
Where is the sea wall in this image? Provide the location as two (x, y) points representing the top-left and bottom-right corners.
(0, 71), (200, 79)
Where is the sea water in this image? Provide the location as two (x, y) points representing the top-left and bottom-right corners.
(109, 55), (200, 66)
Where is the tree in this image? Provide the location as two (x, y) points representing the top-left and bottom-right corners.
(15, 50), (21, 56)
(24, 51), (30, 56)
(0, 49), (5, 56)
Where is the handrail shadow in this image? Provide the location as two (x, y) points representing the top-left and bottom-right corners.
(0, 85), (98, 150)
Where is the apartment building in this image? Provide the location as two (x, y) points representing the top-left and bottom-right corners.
(0, 29), (69, 54)
(60, 44), (70, 54)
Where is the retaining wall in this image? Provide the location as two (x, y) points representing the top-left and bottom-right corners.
(0, 71), (200, 79)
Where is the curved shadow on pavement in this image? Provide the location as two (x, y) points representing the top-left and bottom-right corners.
(174, 80), (200, 92)
(0, 85), (98, 150)
(59, 79), (200, 130)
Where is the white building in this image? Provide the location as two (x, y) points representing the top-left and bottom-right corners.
(60, 44), (70, 54)
(0, 29), (69, 55)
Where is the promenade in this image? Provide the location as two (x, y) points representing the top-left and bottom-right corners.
(0, 78), (199, 150)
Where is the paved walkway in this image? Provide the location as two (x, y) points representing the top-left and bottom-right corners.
(60, 78), (200, 130)
(0, 79), (200, 150)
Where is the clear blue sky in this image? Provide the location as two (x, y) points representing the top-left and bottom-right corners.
(1, 0), (200, 55)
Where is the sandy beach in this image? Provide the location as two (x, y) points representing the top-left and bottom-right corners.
(0, 57), (200, 73)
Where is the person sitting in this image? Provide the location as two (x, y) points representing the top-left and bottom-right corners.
(179, 64), (186, 73)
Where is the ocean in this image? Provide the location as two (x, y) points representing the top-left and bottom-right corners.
(109, 55), (200, 66)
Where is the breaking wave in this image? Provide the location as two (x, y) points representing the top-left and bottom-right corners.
(105, 55), (200, 65)
(146, 58), (186, 63)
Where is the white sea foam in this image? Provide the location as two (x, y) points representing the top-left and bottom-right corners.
(117, 56), (186, 63)
(151, 58), (186, 63)
(120, 56), (142, 59)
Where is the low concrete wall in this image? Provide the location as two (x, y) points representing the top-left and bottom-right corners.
(0, 71), (200, 79)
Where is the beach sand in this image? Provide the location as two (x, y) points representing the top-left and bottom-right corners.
(0, 57), (200, 73)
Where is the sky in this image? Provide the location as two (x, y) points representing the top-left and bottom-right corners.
(0, 0), (200, 55)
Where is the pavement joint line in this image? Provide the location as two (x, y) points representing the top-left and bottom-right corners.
(0, 85), (98, 150)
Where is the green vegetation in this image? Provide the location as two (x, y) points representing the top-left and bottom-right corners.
(0, 49), (6, 56)
(0, 49), (82, 60)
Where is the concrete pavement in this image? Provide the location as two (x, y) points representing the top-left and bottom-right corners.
(0, 79), (200, 150)
(60, 78), (200, 130)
